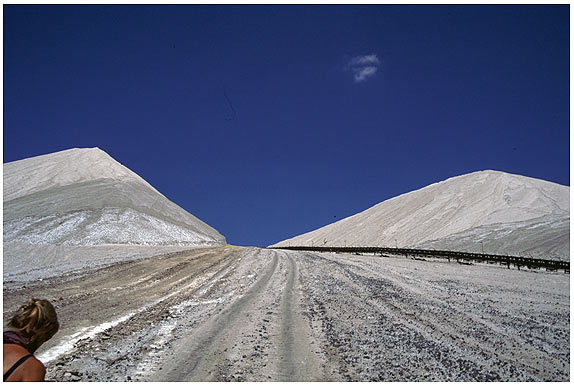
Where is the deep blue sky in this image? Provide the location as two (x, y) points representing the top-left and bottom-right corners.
(4, 5), (570, 247)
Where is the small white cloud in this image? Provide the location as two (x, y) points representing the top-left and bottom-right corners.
(351, 54), (381, 66)
(354, 66), (378, 82)
(348, 54), (381, 83)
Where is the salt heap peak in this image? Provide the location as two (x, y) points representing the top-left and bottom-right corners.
(3, 147), (226, 246)
(4, 147), (157, 201)
(272, 170), (569, 260)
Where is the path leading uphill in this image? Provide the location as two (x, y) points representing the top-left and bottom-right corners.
(3, 247), (569, 381)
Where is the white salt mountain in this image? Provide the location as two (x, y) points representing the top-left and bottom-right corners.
(272, 170), (569, 260)
(4, 147), (226, 246)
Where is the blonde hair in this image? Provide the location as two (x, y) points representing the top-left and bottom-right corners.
(8, 298), (59, 352)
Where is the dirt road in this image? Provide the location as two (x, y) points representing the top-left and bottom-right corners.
(3, 246), (569, 381)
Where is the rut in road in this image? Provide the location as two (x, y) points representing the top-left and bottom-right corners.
(276, 252), (320, 380)
(152, 249), (326, 382)
(153, 249), (279, 380)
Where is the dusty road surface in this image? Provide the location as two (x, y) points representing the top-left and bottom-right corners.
(3, 246), (569, 381)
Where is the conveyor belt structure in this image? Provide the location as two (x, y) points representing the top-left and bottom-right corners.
(271, 245), (569, 273)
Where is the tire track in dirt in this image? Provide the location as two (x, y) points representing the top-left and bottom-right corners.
(153, 250), (280, 381)
(150, 249), (328, 382)
(273, 251), (324, 381)
(277, 253), (300, 379)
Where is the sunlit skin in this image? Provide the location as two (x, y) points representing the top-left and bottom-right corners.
(3, 343), (46, 382)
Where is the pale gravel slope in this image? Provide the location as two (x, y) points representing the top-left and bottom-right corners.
(272, 170), (569, 259)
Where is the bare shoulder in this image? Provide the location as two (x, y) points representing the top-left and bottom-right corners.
(20, 357), (46, 382)
(3, 343), (29, 358)
(3, 344), (46, 382)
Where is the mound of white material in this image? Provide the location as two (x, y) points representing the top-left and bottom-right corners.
(3, 148), (225, 246)
(272, 170), (569, 260)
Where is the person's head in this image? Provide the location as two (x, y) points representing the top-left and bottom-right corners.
(8, 298), (59, 352)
